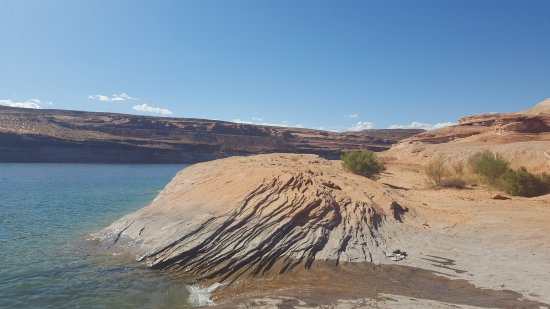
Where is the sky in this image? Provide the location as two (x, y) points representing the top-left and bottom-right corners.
(1, 0), (549, 131)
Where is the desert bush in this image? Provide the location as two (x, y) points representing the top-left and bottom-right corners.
(468, 151), (509, 184)
(452, 161), (465, 174)
(441, 175), (467, 189)
(496, 167), (549, 197)
(467, 151), (549, 197)
(424, 157), (447, 187)
(424, 158), (468, 189)
(341, 150), (385, 179)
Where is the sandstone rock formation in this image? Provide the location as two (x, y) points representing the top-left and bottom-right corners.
(96, 154), (416, 282)
(383, 98), (550, 173)
(0, 106), (422, 163)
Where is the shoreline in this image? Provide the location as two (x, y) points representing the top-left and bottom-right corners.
(210, 260), (549, 308)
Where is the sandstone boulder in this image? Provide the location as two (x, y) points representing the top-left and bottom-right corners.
(96, 154), (416, 282)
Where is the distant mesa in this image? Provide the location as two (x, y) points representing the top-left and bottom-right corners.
(2, 98), (547, 170)
(0, 106), (422, 163)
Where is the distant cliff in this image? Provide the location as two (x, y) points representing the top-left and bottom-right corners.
(0, 106), (422, 163)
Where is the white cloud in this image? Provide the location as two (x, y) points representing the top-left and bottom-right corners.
(348, 121), (374, 131)
(0, 98), (44, 109)
(233, 118), (304, 128)
(112, 93), (135, 101)
(89, 94), (110, 102)
(388, 121), (456, 130)
(132, 103), (173, 115)
(89, 92), (136, 102)
(344, 114), (359, 118)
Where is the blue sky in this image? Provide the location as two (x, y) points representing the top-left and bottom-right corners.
(1, 0), (549, 131)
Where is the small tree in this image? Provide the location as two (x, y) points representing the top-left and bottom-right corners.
(341, 150), (385, 179)
(468, 151), (509, 184)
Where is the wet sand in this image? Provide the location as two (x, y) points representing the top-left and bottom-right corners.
(212, 261), (548, 308)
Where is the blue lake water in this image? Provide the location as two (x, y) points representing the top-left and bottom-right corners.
(0, 164), (193, 308)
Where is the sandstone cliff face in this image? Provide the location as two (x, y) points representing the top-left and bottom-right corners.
(96, 154), (416, 282)
(0, 107), (422, 163)
(384, 99), (550, 173)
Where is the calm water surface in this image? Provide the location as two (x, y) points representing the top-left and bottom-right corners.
(0, 164), (192, 309)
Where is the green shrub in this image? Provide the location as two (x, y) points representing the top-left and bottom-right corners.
(496, 167), (549, 197)
(424, 157), (447, 187)
(341, 150), (385, 179)
(539, 173), (550, 190)
(468, 151), (509, 184)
